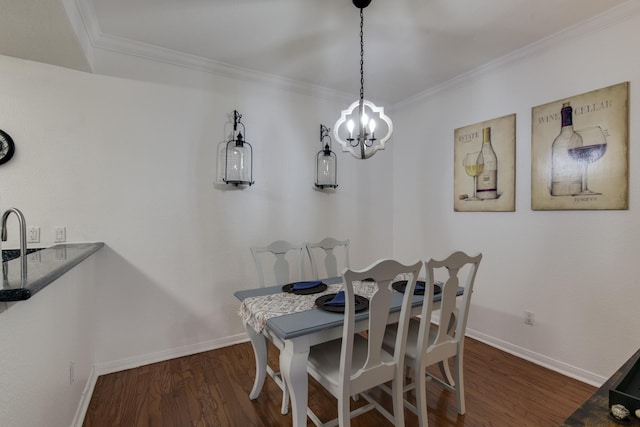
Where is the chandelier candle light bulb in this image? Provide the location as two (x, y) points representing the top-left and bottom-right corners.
(361, 112), (368, 127)
(347, 120), (355, 139)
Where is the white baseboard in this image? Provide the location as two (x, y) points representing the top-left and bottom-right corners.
(72, 366), (99, 427)
(94, 333), (249, 375)
(466, 328), (607, 387)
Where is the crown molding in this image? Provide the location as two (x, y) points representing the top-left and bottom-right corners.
(68, 0), (640, 108)
(97, 32), (354, 102)
(61, 0), (99, 70)
(394, 0), (640, 110)
(68, 0), (354, 103)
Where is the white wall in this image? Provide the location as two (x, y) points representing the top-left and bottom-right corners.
(0, 51), (396, 375)
(4, 8), (640, 424)
(0, 255), (97, 427)
(392, 7), (640, 384)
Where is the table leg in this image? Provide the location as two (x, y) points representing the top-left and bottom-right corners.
(244, 322), (267, 399)
(281, 341), (309, 427)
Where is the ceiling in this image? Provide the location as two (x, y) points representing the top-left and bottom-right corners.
(0, 0), (90, 72)
(0, 0), (633, 104)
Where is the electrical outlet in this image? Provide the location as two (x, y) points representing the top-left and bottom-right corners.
(524, 310), (535, 326)
(27, 226), (40, 243)
(54, 227), (66, 243)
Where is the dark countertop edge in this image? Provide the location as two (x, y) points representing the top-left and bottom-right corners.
(561, 347), (640, 425)
(0, 242), (104, 302)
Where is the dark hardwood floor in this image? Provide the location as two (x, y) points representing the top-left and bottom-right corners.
(84, 338), (596, 426)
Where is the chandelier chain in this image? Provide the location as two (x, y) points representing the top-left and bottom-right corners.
(359, 8), (364, 102)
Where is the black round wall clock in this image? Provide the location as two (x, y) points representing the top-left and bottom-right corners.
(0, 129), (15, 165)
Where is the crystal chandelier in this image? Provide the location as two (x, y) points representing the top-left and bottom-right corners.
(333, 0), (393, 159)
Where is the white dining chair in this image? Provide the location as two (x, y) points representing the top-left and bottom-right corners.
(305, 258), (423, 427)
(249, 240), (306, 414)
(250, 240), (306, 287)
(382, 251), (482, 426)
(306, 237), (350, 280)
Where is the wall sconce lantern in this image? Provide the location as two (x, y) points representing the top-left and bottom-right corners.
(315, 124), (338, 189)
(333, 0), (393, 159)
(221, 110), (254, 186)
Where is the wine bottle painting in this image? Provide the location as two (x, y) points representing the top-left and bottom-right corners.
(531, 82), (628, 211)
(462, 127), (498, 201)
(454, 114), (515, 212)
(477, 127), (498, 200)
(550, 102), (608, 196)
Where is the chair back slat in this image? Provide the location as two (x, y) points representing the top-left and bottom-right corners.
(306, 238), (350, 279)
(341, 259), (422, 392)
(250, 240), (306, 287)
(417, 251), (482, 363)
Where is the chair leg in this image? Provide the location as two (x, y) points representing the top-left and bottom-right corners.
(280, 381), (289, 415)
(338, 395), (351, 427)
(454, 353), (466, 414)
(266, 365), (289, 414)
(415, 364), (429, 427)
(438, 359), (455, 387)
(392, 374), (406, 427)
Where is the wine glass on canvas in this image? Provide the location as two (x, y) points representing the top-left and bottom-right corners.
(569, 126), (608, 195)
(463, 151), (484, 201)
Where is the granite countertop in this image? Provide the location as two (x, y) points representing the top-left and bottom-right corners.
(0, 242), (104, 302)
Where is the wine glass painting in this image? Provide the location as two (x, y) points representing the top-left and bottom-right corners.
(531, 82), (628, 210)
(463, 151), (484, 201)
(570, 126), (608, 195)
(454, 114), (515, 212)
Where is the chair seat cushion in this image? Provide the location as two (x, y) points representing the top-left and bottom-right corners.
(384, 318), (448, 362)
(384, 318), (459, 366)
(383, 318), (424, 361)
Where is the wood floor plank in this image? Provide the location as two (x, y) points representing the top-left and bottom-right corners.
(83, 337), (596, 426)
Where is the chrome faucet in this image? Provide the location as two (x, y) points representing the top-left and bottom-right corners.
(1, 208), (27, 259)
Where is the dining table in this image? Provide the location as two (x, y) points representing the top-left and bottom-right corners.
(234, 276), (460, 427)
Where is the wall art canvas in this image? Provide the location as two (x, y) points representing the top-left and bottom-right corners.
(454, 114), (516, 212)
(531, 82), (629, 210)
